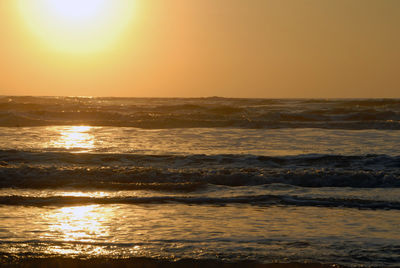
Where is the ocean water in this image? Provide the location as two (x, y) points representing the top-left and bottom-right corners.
(0, 96), (400, 267)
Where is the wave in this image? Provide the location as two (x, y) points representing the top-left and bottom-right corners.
(1, 151), (399, 189)
(1, 194), (399, 210)
(1, 97), (400, 129)
(2, 150), (400, 168)
(1, 165), (399, 189)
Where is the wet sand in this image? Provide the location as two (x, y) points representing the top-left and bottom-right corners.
(0, 256), (346, 268)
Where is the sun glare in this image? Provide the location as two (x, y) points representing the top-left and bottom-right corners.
(45, 0), (109, 24)
(50, 126), (95, 152)
(17, 0), (136, 53)
(46, 205), (110, 243)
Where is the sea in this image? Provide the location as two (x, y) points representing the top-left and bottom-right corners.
(0, 96), (399, 267)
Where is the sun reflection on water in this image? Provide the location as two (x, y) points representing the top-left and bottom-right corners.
(60, 191), (110, 198)
(38, 204), (124, 256)
(47, 205), (109, 242)
(39, 204), (146, 257)
(49, 126), (95, 152)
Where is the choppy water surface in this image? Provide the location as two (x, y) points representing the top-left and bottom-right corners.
(0, 97), (400, 267)
(1, 96), (400, 130)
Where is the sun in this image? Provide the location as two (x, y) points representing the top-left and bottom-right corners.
(17, 0), (136, 53)
(43, 0), (110, 24)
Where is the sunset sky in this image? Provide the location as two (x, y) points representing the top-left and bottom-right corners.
(1, 0), (399, 98)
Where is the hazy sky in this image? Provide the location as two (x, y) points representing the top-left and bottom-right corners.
(1, 0), (399, 98)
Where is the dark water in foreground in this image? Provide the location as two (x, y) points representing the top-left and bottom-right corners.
(0, 97), (400, 267)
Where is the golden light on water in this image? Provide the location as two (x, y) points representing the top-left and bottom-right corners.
(16, 0), (136, 53)
(42, 204), (119, 257)
(60, 191), (109, 198)
(40, 203), (145, 256)
(40, 205), (111, 256)
(48, 205), (106, 242)
(50, 126), (95, 152)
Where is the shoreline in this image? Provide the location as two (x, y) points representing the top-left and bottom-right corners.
(0, 257), (347, 268)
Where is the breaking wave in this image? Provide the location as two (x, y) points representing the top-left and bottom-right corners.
(1, 150), (399, 189)
(1, 194), (399, 210)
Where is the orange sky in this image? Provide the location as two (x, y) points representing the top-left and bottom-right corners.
(1, 0), (399, 98)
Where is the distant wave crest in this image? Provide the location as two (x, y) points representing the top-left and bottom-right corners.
(1, 97), (400, 129)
